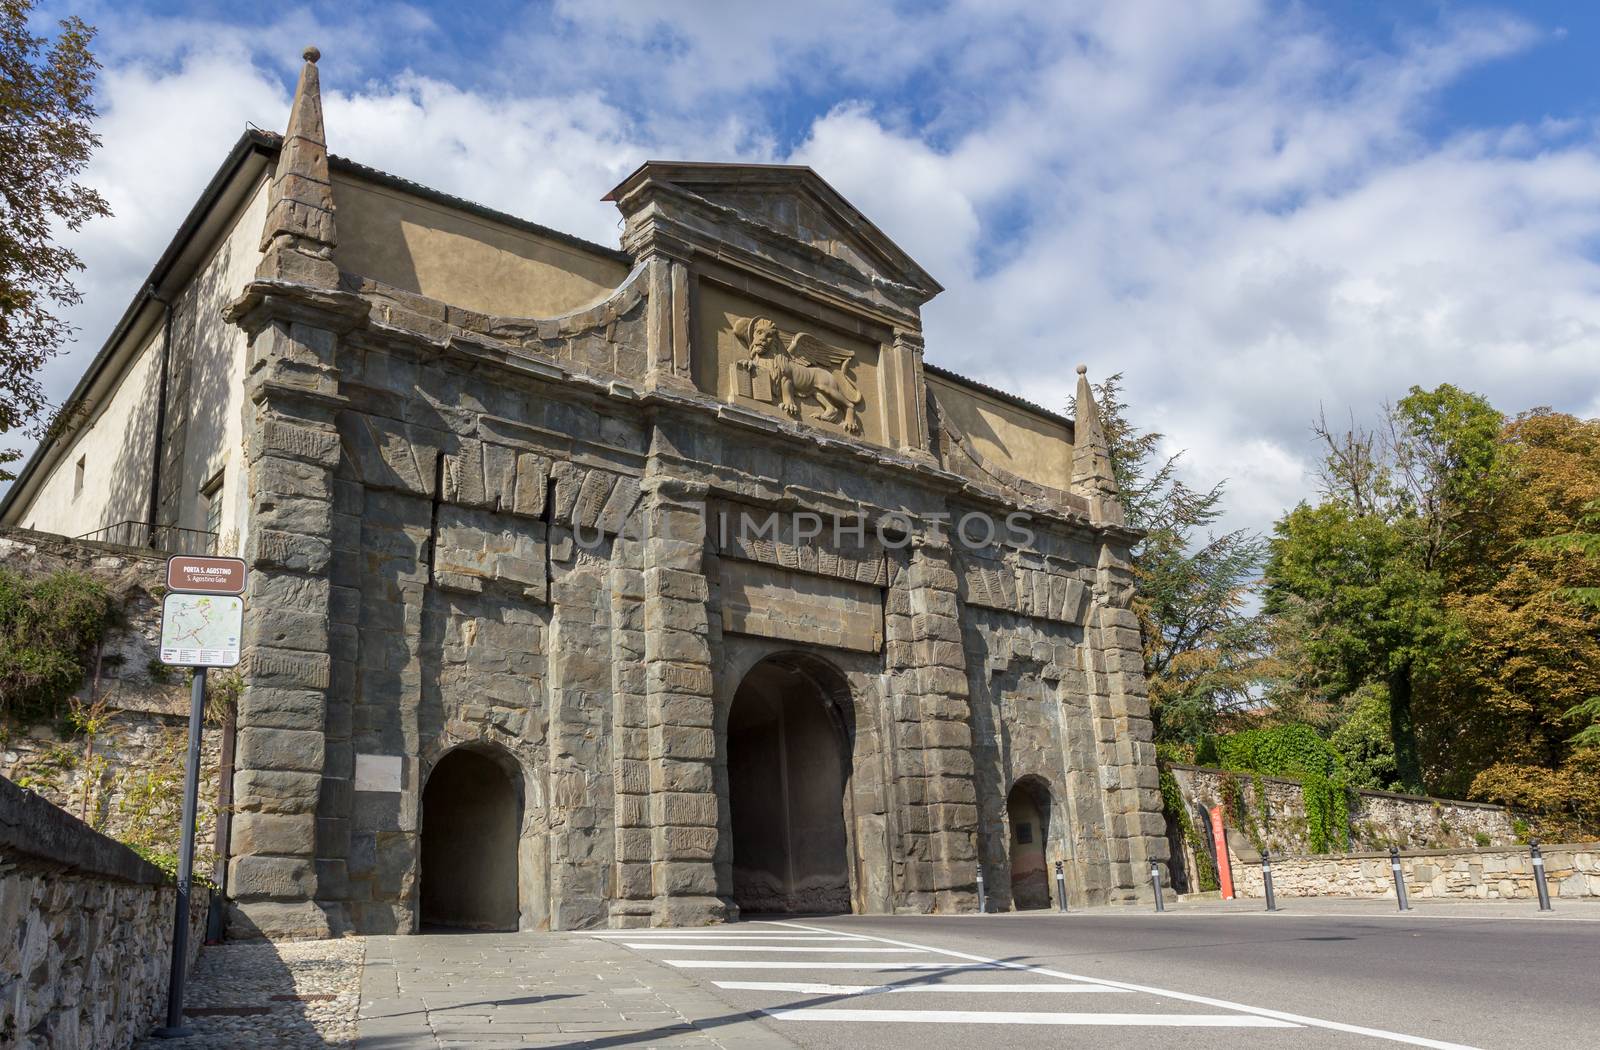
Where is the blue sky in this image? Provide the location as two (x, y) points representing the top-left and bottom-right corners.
(17, 0), (1600, 533)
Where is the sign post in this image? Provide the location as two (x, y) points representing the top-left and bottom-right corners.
(153, 556), (245, 1039)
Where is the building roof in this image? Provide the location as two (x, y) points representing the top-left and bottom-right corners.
(604, 160), (944, 299)
(2, 132), (1079, 520)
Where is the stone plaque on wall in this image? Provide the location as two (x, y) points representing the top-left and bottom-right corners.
(719, 559), (883, 654)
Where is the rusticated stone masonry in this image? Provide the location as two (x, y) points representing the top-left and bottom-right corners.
(884, 537), (980, 912)
(639, 476), (727, 927)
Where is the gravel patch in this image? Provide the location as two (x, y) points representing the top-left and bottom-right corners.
(134, 936), (365, 1048)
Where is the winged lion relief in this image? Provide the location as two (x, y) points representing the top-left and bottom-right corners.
(732, 315), (867, 436)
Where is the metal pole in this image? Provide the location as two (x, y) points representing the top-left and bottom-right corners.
(976, 867), (987, 913)
(1531, 841), (1552, 911)
(1262, 848), (1279, 912)
(154, 669), (205, 1038)
(1389, 846), (1411, 912)
(1054, 859), (1069, 913)
(1150, 861), (1165, 912)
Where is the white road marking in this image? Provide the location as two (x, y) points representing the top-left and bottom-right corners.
(624, 943), (926, 953)
(772, 920), (1487, 1049)
(762, 1008), (1300, 1027)
(714, 981), (1131, 995)
(591, 933), (865, 941)
(666, 960), (1038, 971)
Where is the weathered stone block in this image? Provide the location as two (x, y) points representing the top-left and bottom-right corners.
(237, 726), (325, 773)
(232, 812), (317, 858)
(234, 769), (323, 814)
(229, 856), (317, 899)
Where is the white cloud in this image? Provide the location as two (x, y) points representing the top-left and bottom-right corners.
(10, 1), (1600, 546)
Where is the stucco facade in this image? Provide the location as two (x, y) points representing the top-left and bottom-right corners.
(2, 49), (1168, 938)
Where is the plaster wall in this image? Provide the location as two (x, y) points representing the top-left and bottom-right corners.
(15, 326), (163, 538)
(169, 176), (270, 550)
(927, 373), (1073, 492)
(11, 177), (269, 549)
(331, 174), (629, 319)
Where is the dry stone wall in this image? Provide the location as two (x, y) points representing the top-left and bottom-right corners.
(0, 529), (227, 874)
(1231, 843), (1600, 902)
(1167, 763), (1520, 860)
(1, 776), (208, 1050)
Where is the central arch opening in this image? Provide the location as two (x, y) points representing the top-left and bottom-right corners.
(419, 746), (521, 931)
(727, 657), (851, 915)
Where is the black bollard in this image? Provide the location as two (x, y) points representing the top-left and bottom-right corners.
(976, 866), (988, 913)
(1531, 841), (1553, 911)
(1150, 861), (1166, 912)
(1054, 859), (1069, 913)
(1262, 848), (1279, 912)
(1389, 846), (1412, 911)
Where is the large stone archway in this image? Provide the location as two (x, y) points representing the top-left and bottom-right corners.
(419, 744), (523, 931)
(725, 654), (855, 915)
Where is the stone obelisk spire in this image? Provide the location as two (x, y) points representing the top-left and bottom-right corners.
(257, 46), (337, 286)
(1070, 364), (1126, 526)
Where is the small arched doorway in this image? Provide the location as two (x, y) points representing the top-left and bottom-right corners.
(727, 655), (852, 915)
(420, 746), (521, 931)
(1007, 777), (1052, 910)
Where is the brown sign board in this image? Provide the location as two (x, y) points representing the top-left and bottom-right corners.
(166, 555), (248, 595)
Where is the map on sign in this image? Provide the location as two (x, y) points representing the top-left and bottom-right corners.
(159, 593), (244, 667)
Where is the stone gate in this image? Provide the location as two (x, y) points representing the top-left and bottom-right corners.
(0, 49), (1168, 937)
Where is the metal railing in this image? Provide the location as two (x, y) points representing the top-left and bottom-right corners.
(76, 520), (218, 556)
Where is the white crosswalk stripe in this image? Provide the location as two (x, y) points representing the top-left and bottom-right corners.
(663, 960), (1028, 971)
(593, 918), (1489, 1046)
(762, 1007), (1301, 1027)
(622, 943), (928, 952)
(713, 981), (1132, 995)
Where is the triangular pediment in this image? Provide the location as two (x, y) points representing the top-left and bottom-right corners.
(605, 162), (942, 301)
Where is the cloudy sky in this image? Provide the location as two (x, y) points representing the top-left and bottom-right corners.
(14, 0), (1600, 536)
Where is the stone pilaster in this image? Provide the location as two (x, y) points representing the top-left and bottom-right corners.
(884, 329), (933, 459)
(638, 476), (725, 926)
(883, 534), (980, 912)
(224, 288), (364, 939)
(1089, 541), (1168, 896)
(545, 533), (616, 930)
(609, 537), (654, 926)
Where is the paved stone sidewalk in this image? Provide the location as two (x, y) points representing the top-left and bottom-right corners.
(355, 932), (798, 1049)
(132, 936), (364, 1048)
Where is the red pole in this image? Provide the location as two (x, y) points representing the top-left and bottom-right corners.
(1209, 805), (1235, 899)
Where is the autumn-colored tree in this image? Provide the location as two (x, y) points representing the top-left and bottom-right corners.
(1438, 412), (1600, 821)
(0, 0), (109, 478)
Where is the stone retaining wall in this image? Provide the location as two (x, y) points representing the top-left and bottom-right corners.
(1168, 763), (1519, 855)
(1230, 842), (1600, 902)
(0, 528), (226, 878)
(1, 775), (209, 1049)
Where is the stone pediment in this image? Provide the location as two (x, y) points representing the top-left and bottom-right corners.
(604, 162), (942, 307)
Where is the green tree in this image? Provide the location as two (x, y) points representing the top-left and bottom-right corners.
(1327, 682), (1400, 790)
(1074, 374), (1267, 742)
(0, 0), (109, 478)
(1264, 385), (1505, 791)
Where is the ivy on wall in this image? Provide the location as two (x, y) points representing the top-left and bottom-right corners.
(0, 567), (113, 726)
(1198, 725), (1352, 854)
(1159, 764), (1220, 891)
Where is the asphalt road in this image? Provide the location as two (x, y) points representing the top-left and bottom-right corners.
(598, 906), (1598, 1050)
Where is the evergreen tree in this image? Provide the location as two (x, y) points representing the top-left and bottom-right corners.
(1072, 375), (1267, 742)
